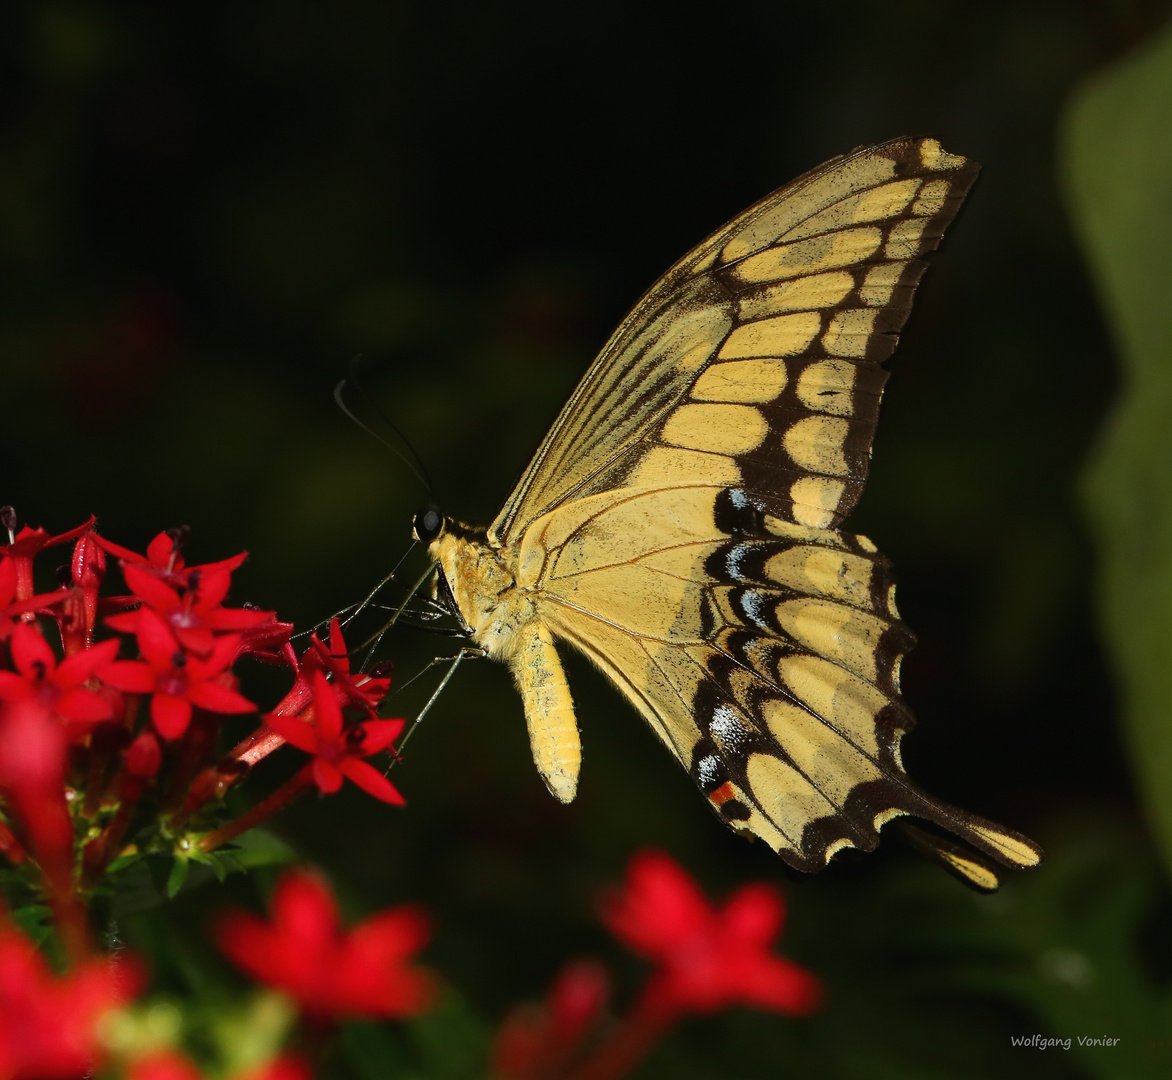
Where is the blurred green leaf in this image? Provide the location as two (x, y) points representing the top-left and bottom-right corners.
(406, 991), (492, 1080)
(229, 828), (299, 869)
(9, 903), (53, 947)
(166, 856), (190, 899)
(1061, 20), (1172, 873)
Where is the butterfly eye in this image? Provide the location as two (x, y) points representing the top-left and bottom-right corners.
(412, 505), (444, 543)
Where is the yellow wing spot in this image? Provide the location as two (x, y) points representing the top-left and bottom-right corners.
(692, 359), (788, 403)
(912, 179), (951, 216)
(890, 653), (903, 692)
(823, 838), (853, 863)
(732, 227), (882, 284)
(873, 807), (905, 829)
(781, 180), (921, 242)
(776, 599), (885, 681)
(762, 514), (847, 546)
(764, 546), (874, 607)
(885, 218), (929, 258)
(789, 477), (844, 528)
(796, 359), (857, 416)
(886, 583), (900, 618)
(851, 179), (921, 223)
(855, 535), (878, 553)
(775, 653), (887, 750)
(661, 402), (768, 455)
(859, 261), (908, 306)
(745, 751), (833, 844)
(918, 138), (967, 170)
(718, 155), (898, 264)
(822, 308), (879, 358)
(719, 312), (822, 359)
(763, 700), (883, 806)
(783, 416), (850, 475)
(629, 445), (741, 487)
(737, 271), (855, 320)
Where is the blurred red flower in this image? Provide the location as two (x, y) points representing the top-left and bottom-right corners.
(265, 670), (404, 804)
(0, 622), (119, 725)
(493, 959), (609, 1080)
(600, 850), (821, 1016)
(97, 607), (255, 739)
(214, 869), (433, 1020)
(0, 919), (141, 1080)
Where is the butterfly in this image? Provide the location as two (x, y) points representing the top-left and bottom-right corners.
(413, 136), (1042, 890)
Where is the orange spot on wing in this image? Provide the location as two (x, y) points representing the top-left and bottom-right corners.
(709, 782), (736, 807)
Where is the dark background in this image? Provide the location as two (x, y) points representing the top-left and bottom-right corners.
(5, 2), (1171, 1077)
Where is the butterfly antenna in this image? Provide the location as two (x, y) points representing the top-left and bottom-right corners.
(334, 354), (434, 497)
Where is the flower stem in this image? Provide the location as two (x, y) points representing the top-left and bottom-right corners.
(81, 776), (147, 884)
(162, 713), (219, 814)
(197, 765), (314, 853)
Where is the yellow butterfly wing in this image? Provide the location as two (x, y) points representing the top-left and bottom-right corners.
(448, 136), (1041, 887)
(492, 135), (973, 545)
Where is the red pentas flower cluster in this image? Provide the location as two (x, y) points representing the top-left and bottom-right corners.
(0, 508), (409, 953)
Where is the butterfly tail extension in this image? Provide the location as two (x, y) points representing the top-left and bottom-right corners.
(894, 817), (1042, 892)
(511, 620), (581, 803)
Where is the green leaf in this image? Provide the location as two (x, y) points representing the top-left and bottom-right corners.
(1061, 20), (1172, 873)
(407, 991), (492, 1080)
(228, 828), (297, 869)
(165, 856), (190, 899)
(340, 1021), (418, 1080)
(10, 904), (53, 946)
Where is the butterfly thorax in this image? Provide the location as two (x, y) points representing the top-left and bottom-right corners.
(427, 526), (534, 661)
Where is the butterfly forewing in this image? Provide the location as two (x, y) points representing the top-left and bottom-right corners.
(491, 136), (979, 546)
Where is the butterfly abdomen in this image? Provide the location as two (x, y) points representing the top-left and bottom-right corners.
(430, 526), (582, 802)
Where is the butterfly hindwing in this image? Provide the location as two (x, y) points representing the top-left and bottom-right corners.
(527, 485), (1040, 878)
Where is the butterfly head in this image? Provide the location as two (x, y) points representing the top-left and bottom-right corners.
(412, 504), (445, 544)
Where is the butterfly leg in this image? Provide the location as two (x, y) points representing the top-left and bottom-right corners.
(510, 620), (580, 804)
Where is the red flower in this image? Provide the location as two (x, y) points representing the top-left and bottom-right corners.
(265, 671), (404, 804)
(0, 699), (73, 866)
(0, 918), (141, 1080)
(0, 513), (95, 608)
(600, 850), (821, 1016)
(97, 607), (255, 739)
(493, 960), (610, 1080)
(215, 869), (433, 1020)
(95, 530), (247, 594)
(270, 620), (390, 723)
(0, 622), (119, 725)
(105, 559), (271, 657)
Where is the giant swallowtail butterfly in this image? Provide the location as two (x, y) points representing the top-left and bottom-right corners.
(413, 137), (1042, 889)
